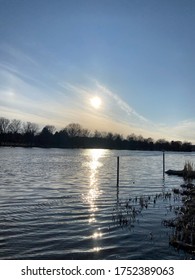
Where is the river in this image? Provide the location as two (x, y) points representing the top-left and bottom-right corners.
(0, 147), (195, 259)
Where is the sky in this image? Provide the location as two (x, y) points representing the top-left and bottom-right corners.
(0, 0), (195, 143)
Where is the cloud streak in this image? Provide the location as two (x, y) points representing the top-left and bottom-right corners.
(0, 45), (195, 143)
(94, 80), (150, 123)
(56, 79), (161, 137)
(0, 43), (39, 67)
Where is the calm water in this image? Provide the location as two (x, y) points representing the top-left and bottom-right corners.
(0, 147), (195, 260)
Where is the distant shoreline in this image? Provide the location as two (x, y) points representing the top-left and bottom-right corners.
(0, 117), (193, 152)
(0, 142), (194, 152)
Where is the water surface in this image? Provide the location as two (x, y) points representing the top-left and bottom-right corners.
(0, 147), (194, 259)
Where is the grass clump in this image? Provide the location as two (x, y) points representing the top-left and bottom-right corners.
(183, 161), (195, 178)
(184, 161), (194, 173)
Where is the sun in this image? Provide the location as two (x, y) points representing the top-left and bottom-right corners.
(90, 96), (102, 109)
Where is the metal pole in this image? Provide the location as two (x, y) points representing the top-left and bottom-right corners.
(117, 156), (119, 187)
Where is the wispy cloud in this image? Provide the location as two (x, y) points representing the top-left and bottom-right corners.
(56, 79), (159, 136)
(1, 44), (195, 143)
(158, 120), (195, 143)
(0, 43), (39, 67)
(95, 81), (149, 123)
(33, 78), (195, 142)
(0, 44), (153, 134)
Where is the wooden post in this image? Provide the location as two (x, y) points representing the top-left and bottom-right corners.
(117, 156), (119, 187)
(163, 151), (165, 178)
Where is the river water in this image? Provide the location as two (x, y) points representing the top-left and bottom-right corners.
(0, 147), (195, 260)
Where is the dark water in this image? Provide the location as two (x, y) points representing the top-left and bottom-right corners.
(0, 147), (195, 260)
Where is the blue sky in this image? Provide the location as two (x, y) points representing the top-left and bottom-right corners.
(0, 0), (195, 143)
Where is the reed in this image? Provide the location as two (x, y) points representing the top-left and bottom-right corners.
(184, 161), (194, 173)
(163, 182), (195, 255)
(183, 161), (195, 179)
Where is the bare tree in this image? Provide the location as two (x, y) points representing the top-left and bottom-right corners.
(106, 132), (114, 140)
(23, 121), (39, 135)
(65, 123), (83, 137)
(127, 133), (137, 141)
(113, 133), (123, 141)
(8, 119), (22, 134)
(93, 130), (103, 138)
(146, 137), (154, 144)
(0, 117), (10, 134)
(137, 135), (144, 142)
(43, 125), (56, 135)
(80, 128), (91, 137)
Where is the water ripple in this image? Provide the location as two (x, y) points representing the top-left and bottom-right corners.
(0, 148), (194, 259)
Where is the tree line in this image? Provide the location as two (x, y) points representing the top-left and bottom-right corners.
(0, 116), (192, 151)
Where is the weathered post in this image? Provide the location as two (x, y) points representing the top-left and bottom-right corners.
(163, 151), (165, 178)
(117, 156), (120, 187)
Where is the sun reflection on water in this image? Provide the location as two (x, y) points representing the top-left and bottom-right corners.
(92, 231), (103, 239)
(83, 149), (105, 223)
(93, 247), (101, 252)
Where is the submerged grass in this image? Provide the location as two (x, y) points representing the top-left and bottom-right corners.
(183, 161), (195, 178)
(113, 184), (195, 257)
(112, 192), (172, 229)
(163, 183), (195, 255)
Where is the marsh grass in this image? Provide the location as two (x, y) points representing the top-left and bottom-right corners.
(183, 161), (195, 178)
(163, 183), (195, 255)
(183, 161), (195, 174)
(166, 161), (195, 179)
(112, 192), (172, 229)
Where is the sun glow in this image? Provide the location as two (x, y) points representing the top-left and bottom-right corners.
(90, 96), (102, 109)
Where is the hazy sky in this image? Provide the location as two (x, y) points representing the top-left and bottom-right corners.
(0, 0), (195, 143)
